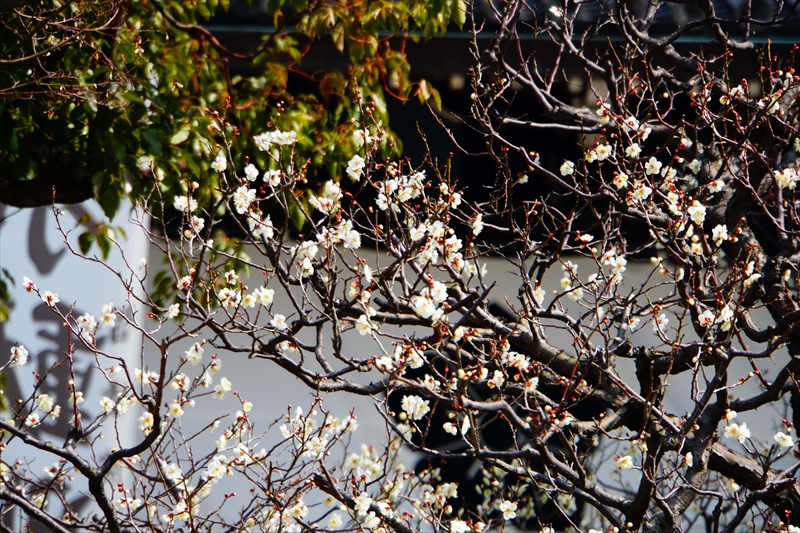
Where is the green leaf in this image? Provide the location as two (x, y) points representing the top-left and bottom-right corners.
(78, 231), (95, 255)
(452, 0), (466, 29)
(349, 40), (366, 64)
(96, 230), (112, 259)
(142, 130), (163, 156)
(0, 268), (14, 292)
(418, 79), (432, 103)
(430, 85), (442, 112)
(7, 129), (18, 152)
(109, 136), (128, 160)
(197, 2), (210, 19)
(266, 0), (287, 15)
(0, 373), (7, 412)
(98, 186), (121, 219)
(0, 276), (9, 322)
(170, 125), (191, 145)
(288, 199), (308, 231)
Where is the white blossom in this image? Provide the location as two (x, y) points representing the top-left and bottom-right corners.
(211, 154), (227, 172)
(36, 394), (54, 412)
(354, 492), (373, 516)
(625, 143), (641, 158)
(533, 285), (546, 306)
(401, 395), (430, 420)
(22, 276), (36, 292)
(645, 157), (662, 175)
(185, 343), (203, 365)
(138, 412), (154, 434)
(116, 396), (136, 413)
(472, 213), (484, 235)
(214, 377), (232, 400)
(76, 312), (98, 335)
(708, 179), (723, 193)
(711, 224), (728, 245)
(595, 143), (612, 161)
(653, 313), (669, 333)
(253, 286), (275, 306)
(412, 296), (436, 319)
(698, 309), (715, 327)
(43, 290), (59, 307)
(347, 154), (366, 180)
(688, 200), (706, 225)
(254, 130), (297, 150)
(450, 519), (469, 533)
(9, 345), (29, 368)
(499, 500), (517, 520)
(775, 431), (795, 448)
(375, 193), (390, 211)
(173, 195), (198, 213)
(488, 370), (505, 388)
(633, 182), (652, 202)
(744, 273), (761, 288)
(264, 169), (282, 187)
(271, 314), (288, 331)
(99, 302), (116, 327)
(232, 186), (257, 214)
(617, 455), (634, 470)
(774, 167), (799, 190)
(622, 115), (640, 132)
(355, 315), (372, 336)
(328, 514), (343, 528)
(759, 97), (780, 115)
(723, 422), (751, 444)
(100, 397), (116, 413)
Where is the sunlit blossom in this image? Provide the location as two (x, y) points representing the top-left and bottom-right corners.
(499, 500), (517, 520)
(401, 395), (430, 420)
(645, 157), (662, 175)
(347, 154), (365, 181)
(43, 290), (59, 307)
(617, 455), (634, 470)
(211, 154), (227, 172)
(9, 345), (28, 368)
(271, 314), (288, 331)
(688, 200), (706, 225)
(775, 431), (794, 448)
(723, 422), (750, 444)
(244, 163), (259, 181)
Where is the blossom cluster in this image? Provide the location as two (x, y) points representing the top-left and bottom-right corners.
(10, 74), (800, 533)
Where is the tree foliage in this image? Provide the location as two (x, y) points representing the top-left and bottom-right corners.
(0, 0), (462, 247)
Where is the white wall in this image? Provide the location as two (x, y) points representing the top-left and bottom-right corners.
(0, 204), (148, 519)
